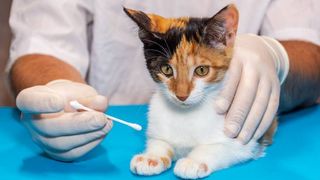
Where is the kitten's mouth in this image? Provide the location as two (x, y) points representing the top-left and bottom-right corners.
(170, 97), (195, 108)
(170, 95), (207, 109)
(179, 101), (191, 107)
(173, 101), (192, 108)
(161, 90), (202, 108)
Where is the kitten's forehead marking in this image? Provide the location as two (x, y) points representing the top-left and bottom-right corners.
(149, 15), (189, 33)
(170, 36), (198, 65)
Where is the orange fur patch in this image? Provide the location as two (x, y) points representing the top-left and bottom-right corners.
(148, 15), (189, 33)
(167, 149), (174, 158)
(125, 8), (188, 33)
(160, 157), (170, 168)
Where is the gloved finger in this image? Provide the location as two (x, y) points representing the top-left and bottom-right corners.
(253, 83), (280, 140)
(214, 57), (242, 114)
(46, 80), (98, 101)
(16, 86), (64, 114)
(237, 79), (271, 144)
(33, 121), (112, 152)
(224, 66), (259, 138)
(77, 95), (109, 112)
(45, 138), (104, 162)
(28, 111), (108, 137)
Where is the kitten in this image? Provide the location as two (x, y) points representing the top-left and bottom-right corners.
(124, 4), (277, 179)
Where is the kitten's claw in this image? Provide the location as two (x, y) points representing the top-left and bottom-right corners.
(174, 158), (210, 179)
(130, 154), (171, 176)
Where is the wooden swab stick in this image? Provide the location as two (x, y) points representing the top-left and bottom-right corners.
(70, 100), (142, 131)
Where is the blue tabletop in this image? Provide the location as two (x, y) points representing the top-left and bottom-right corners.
(0, 105), (319, 180)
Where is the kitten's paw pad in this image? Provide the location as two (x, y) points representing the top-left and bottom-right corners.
(130, 154), (171, 176)
(174, 158), (210, 179)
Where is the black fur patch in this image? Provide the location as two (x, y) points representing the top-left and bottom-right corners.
(142, 29), (183, 82)
(184, 18), (207, 42)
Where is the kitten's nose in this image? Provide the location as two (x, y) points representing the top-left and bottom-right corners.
(176, 96), (188, 101)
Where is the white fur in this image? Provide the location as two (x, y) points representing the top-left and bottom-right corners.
(130, 80), (264, 179)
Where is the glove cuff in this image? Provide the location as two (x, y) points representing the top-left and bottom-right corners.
(260, 36), (290, 84)
(46, 79), (72, 86)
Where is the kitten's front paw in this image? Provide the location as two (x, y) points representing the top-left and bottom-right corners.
(174, 158), (210, 179)
(130, 154), (171, 176)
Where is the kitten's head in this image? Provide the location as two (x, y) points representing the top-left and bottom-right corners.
(124, 5), (239, 107)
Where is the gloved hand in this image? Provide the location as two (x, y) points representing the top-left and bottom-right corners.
(16, 79), (112, 161)
(215, 34), (289, 144)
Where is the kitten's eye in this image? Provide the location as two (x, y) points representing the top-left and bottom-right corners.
(194, 66), (209, 77)
(160, 64), (173, 77)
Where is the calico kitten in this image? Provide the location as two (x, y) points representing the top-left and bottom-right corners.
(124, 4), (277, 179)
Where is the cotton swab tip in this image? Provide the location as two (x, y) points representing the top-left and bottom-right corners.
(69, 100), (92, 111)
(131, 124), (142, 131)
(69, 100), (142, 131)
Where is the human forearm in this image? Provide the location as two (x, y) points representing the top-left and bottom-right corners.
(10, 54), (85, 95)
(11, 54), (110, 162)
(279, 41), (320, 113)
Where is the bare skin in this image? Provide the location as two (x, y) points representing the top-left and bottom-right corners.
(10, 41), (320, 112)
(10, 54), (85, 95)
(279, 41), (320, 113)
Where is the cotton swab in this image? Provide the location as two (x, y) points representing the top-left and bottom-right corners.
(69, 100), (142, 131)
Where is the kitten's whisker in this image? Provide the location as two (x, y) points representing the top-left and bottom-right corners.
(143, 39), (170, 56)
(145, 49), (169, 58)
(146, 55), (165, 60)
(143, 39), (171, 58)
(163, 38), (172, 57)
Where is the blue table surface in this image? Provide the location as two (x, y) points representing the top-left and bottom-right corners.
(0, 105), (319, 180)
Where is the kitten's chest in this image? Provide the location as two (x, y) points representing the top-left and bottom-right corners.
(147, 92), (226, 147)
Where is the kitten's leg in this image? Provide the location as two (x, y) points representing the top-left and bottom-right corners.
(130, 138), (174, 176)
(174, 143), (257, 179)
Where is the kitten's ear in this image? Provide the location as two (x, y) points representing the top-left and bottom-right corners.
(123, 7), (153, 32)
(123, 7), (164, 40)
(204, 4), (239, 49)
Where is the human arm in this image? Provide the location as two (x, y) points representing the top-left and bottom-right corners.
(7, 1), (112, 161)
(10, 54), (84, 94)
(10, 55), (113, 162)
(279, 40), (320, 113)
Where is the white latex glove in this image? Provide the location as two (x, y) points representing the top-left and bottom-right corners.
(215, 34), (289, 144)
(16, 80), (112, 161)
